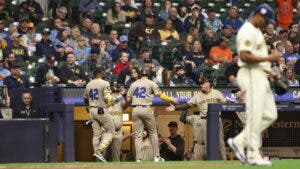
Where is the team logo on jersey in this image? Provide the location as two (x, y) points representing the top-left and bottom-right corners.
(245, 40), (251, 46)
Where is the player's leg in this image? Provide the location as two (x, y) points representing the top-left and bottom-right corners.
(219, 119), (227, 160)
(228, 68), (249, 162)
(91, 120), (101, 154)
(111, 130), (123, 162)
(260, 87), (277, 132)
(193, 143), (205, 160)
(142, 107), (162, 161)
(89, 108), (102, 155)
(245, 69), (271, 166)
(132, 108), (144, 161)
(200, 119), (207, 160)
(96, 113), (115, 155)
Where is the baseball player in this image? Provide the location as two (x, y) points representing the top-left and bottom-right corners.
(167, 77), (227, 160)
(104, 86), (126, 162)
(140, 129), (154, 161)
(84, 67), (123, 162)
(126, 68), (178, 162)
(227, 4), (280, 166)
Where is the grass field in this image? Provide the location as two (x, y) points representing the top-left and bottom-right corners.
(1, 160), (300, 169)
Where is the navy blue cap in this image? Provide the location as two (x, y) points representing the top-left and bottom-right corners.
(249, 3), (275, 24)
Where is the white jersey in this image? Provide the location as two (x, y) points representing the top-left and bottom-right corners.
(236, 22), (271, 71)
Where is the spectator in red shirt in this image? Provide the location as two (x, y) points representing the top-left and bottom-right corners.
(113, 52), (129, 74)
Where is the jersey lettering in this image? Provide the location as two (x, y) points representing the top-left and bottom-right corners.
(89, 89), (99, 100)
(133, 87), (146, 98)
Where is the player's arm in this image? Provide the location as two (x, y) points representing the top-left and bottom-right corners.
(217, 90), (227, 103)
(166, 102), (191, 112)
(104, 83), (122, 103)
(239, 51), (280, 63)
(152, 81), (178, 104)
(83, 88), (89, 104)
(157, 92), (177, 103)
(125, 85), (133, 104)
(180, 110), (188, 124)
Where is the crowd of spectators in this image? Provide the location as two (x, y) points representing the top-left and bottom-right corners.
(0, 0), (299, 95)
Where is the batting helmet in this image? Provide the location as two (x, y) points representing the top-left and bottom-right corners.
(140, 68), (150, 77)
(93, 66), (106, 77)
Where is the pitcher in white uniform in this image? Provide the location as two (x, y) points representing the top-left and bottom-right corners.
(227, 4), (281, 166)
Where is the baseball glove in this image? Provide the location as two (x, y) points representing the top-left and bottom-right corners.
(274, 76), (289, 95)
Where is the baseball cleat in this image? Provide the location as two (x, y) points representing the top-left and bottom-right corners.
(93, 153), (107, 162)
(154, 156), (165, 162)
(136, 159), (141, 162)
(227, 138), (246, 163)
(246, 158), (272, 166)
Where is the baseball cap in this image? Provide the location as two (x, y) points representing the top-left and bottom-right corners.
(146, 13), (155, 18)
(0, 20), (4, 24)
(218, 36), (229, 45)
(27, 22), (34, 28)
(93, 66), (106, 76)
(140, 47), (150, 53)
(250, 3), (275, 24)
(11, 62), (21, 69)
(119, 35), (128, 43)
(168, 121), (178, 127)
(279, 29), (288, 34)
(175, 65), (185, 71)
(222, 25), (233, 30)
(191, 4), (201, 11)
(41, 28), (51, 35)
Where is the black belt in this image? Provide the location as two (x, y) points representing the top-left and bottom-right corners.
(193, 141), (205, 145)
(132, 105), (148, 108)
(201, 116), (207, 119)
(90, 106), (98, 108)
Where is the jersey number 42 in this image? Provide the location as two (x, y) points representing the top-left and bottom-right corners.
(89, 89), (99, 100)
(133, 87), (146, 98)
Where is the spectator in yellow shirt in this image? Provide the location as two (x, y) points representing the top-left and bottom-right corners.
(159, 19), (179, 42)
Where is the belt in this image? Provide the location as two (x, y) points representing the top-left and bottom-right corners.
(110, 112), (121, 116)
(132, 105), (148, 108)
(200, 116), (207, 119)
(194, 141), (205, 145)
(89, 106), (98, 108)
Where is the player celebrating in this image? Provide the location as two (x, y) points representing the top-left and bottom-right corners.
(126, 68), (178, 162)
(105, 85), (127, 162)
(166, 77), (227, 160)
(84, 67), (123, 162)
(227, 4), (280, 166)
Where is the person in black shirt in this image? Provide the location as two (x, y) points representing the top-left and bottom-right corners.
(225, 54), (239, 86)
(160, 121), (185, 161)
(3, 62), (30, 94)
(59, 53), (88, 86)
(35, 55), (60, 86)
(13, 90), (41, 118)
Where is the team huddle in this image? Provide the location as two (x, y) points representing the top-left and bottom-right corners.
(84, 3), (281, 166)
